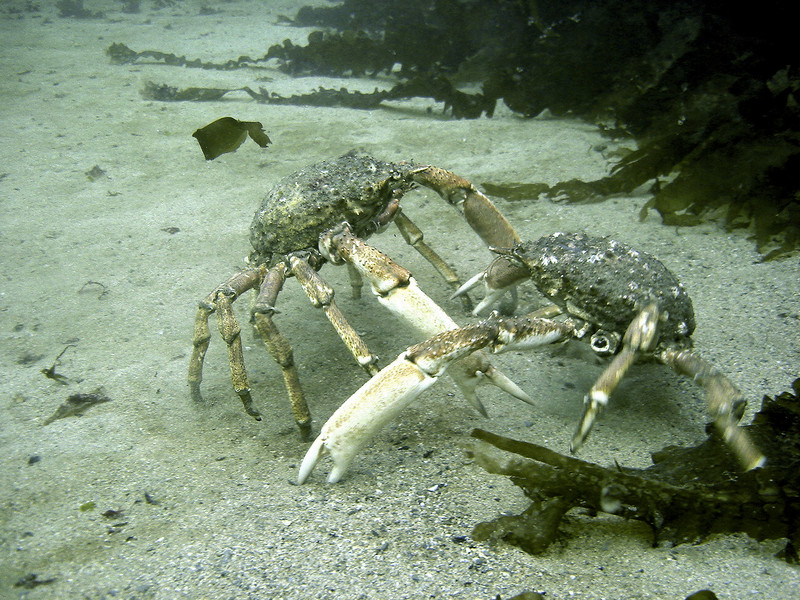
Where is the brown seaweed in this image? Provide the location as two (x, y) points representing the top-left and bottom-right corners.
(43, 388), (112, 425)
(141, 75), (496, 120)
(470, 378), (800, 562)
(108, 1), (800, 257)
(106, 42), (264, 71)
(192, 117), (271, 160)
(40, 344), (76, 384)
(14, 573), (56, 589)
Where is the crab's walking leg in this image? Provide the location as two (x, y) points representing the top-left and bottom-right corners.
(412, 166), (528, 314)
(392, 211), (472, 312)
(320, 224), (530, 415)
(571, 303), (661, 454)
(290, 254), (380, 378)
(298, 315), (574, 483)
(660, 347), (765, 470)
(250, 262), (312, 438)
(188, 267), (266, 418)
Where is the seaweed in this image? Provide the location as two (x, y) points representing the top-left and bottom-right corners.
(192, 117), (271, 160)
(108, 31), (394, 77)
(107, 0), (800, 257)
(57, 0), (103, 19)
(14, 574), (56, 589)
(43, 388), (112, 425)
(469, 378), (800, 562)
(264, 31), (395, 77)
(40, 344), (76, 384)
(140, 77), (495, 119)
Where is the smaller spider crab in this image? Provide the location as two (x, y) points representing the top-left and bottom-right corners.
(298, 232), (764, 483)
(188, 152), (529, 439)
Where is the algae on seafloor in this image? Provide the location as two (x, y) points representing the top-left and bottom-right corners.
(42, 388), (111, 425)
(470, 379), (800, 562)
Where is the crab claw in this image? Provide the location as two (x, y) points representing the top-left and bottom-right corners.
(298, 354), (437, 484)
(446, 350), (533, 417)
(298, 315), (574, 483)
(452, 254), (529, 316)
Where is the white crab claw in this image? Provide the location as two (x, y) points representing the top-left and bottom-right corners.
(452, 271), (510, 316)
(298, 315), (574, 484)
(298, 354), (438, 484)
(452, 270), (486, 298)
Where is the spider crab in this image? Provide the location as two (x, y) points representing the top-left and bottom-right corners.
(299, 232), (765, 483)
(188, 151), (530, 439)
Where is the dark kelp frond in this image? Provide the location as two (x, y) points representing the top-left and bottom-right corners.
(109, 1), (800, 257)
(470, 378), (800, 562)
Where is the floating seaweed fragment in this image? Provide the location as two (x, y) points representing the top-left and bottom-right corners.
(14, 573), (56, 589)
(192, 117), (271, 160)
(470, 378), (800, 562)
(43, 388), (112, 425)
(41, 344), (76, 384)
(57, 0), (103, 19)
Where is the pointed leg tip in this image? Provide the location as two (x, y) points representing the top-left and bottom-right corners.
(297, 436), (325, 484)
(569, 430), (587, 454)
(487, 370), (533, 405)
(297, 420), (313, 442)
(189, 382), (203, 403)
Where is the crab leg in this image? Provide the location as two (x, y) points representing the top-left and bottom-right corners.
(571, 304), (765, 471)
(412, 166), (529, 314)
(320, 224), (530, 415)
(571, 303), (661, 453)
(454, 253), (531, 316)
(188, 266), (267, 418)
(250, 262), (312, 438)
(660, 347), (765, 471)
(298, 315), (574, 483)
(393, 211), (471, 312)
(411, 166), (519, 249)
(289, 254), (380, 377)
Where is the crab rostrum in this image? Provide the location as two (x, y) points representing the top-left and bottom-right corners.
(299, 232), (764, 483)
(188, 152), (528, 440)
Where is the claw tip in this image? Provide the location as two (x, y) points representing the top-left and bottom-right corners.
(297, 436), (326, 484)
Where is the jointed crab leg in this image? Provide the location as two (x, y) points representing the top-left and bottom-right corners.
(251, 263), (311, 437)
(571, 303), (661, 454)
(571, 303), (765, 471)
(189, 266), (267, 418)
(660, 347), (765, 470)
(411, 166), (519, 249)
(190, 252), (383, 437)
(454, 253), (532, 315)
(289, 254), (380, 376)
(393, 211), (471, 311)
(298, 314), (574, 483)
(320, 224), (531, 415)
(412, 166), (528, 313)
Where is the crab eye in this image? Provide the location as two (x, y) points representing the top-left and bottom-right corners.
(590, 330), (620, 357)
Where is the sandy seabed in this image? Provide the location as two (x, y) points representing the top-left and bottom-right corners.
(1, 2), (799, 599)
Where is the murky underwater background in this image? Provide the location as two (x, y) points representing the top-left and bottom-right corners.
(1, 1), (799, 598)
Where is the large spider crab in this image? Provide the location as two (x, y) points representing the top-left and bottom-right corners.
(298, 232), (765, 483)
(188, 151), (529, 439)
